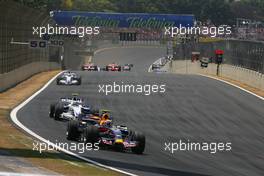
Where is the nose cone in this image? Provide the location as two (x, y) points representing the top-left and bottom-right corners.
(115, 139), (123, 144)
(66, 76), (71, 83)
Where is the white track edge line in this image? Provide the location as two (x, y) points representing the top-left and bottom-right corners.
(150, 59), (264, 101)
(0, 171), (53, 176)
(198, 74), (264, 101)
(10, 71), (138, 176)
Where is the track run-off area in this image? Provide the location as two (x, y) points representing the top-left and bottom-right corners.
(14, 47), (264, 176)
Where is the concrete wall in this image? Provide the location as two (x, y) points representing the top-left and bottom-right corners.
(165, 60), (264, 91)
(173, 40), (264, 74)
(0, 62), (59, 92)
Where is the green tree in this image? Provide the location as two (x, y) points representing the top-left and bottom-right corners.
(72, 0), (117, 12)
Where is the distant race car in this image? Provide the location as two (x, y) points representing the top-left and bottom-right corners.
(82, 63), (100, 71)
(49, 95), (94, 121)
(105, 63), (122, 71)
(151, 63), (161, 70)
(122, 64), (133, 71)
(66, 111), (145, 154)
(56, 71), (81, 85)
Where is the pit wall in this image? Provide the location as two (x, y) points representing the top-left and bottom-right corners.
(164, 60), (264, 91)
(0, 62), (59, 92)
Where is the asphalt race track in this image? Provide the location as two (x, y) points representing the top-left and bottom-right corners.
(17, 47), (264, 176)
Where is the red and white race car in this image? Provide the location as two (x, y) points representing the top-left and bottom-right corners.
(82, 63), (99, 71)
(105, 63), (122, 71)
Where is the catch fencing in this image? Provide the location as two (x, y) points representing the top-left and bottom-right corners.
(0, 1), (60, 91)
(0, 1), (60, 74)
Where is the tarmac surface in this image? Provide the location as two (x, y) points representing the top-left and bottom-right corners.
(17, 47), (264, 176)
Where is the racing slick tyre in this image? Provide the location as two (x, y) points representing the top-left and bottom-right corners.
(114, 143), (124, 152)
(56, 78), (61, 85)
(131, 131), (145, 154)
(105, 66), (109, 71)
(77, 77), (82, 85)
(49, 103), (56, 118)
(118, 66), (122, 72)
(67, 120), (80, 141)
(91, 108), (99, 116)
(84, 126), (99, 144)
(54, 103), (63, 120)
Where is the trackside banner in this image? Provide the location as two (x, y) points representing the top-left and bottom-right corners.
(51, 11), (194, 29)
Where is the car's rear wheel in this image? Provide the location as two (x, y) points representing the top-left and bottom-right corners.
(84, 126), (99, 144)
(49, 103), (56, 118)
(76, 77), (81, 85)
(131, 131), (145, 154)
(67, 120), (79, 141)
(91, 108), (99, 116)
(56, 78), (61, 85)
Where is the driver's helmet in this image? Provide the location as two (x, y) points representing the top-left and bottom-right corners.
(71, 102), (79, 106)
(101, 113), (109, 120)
(100, 119), (112, 127)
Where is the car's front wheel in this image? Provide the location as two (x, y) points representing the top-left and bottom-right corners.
(131, 131), (145, 154)
(54, 103), (63, 120)
(84, 126), (99, 144)
(67, 120), (80, 141)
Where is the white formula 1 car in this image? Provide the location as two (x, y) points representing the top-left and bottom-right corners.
(49, 96), (92, 121)
(56, 71), (81, 85)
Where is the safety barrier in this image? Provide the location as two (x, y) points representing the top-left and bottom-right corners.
(166, 60), (264, 91)
(0, 62), (59, 92)
(173, 39), (264, 74)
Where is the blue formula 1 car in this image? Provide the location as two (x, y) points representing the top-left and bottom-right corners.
(66, 112), (146, 154)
